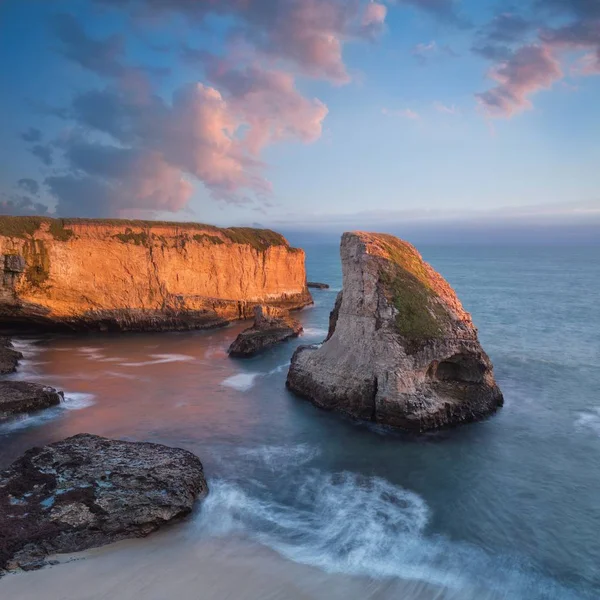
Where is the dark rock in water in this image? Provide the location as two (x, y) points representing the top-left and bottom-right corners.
(0, 338), (22, 375)
(228, 305), (303, 358)
(0, 381), (63, 418)
(0, 433), (208, 574)
(287, 232), (503, 432)
(307, 282), (330, 289)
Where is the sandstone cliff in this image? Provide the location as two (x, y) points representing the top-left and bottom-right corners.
(0, 216), (311, 331)
(286, 232), (503, 432)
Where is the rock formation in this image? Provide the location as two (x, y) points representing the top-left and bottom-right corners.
(0, 216), (312, 331)
(0, 433), (208, 573)
(228, 305), (303, 357)
(0, 382), (63, 419)
(307, 282), (330, 289)
(0, 337), (22, 374)
(287, 232), (503, 432)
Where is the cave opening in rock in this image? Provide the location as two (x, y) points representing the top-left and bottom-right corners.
(430, 353), (485, 384)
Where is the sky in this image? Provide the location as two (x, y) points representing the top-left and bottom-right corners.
(0, 0), (599, 239)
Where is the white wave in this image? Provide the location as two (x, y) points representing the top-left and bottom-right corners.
(194, 472), (577, 598)
(239, 444), (320, 469)
(0, 391), (95, 434)
(267, 362), (290, 376)
(10, 339), (42, 356)
(301, 327), (328, 339)
(575, 408), (600, 436)
(120, 354), (194, 367)
(62, 392), (96, 410)
(221, 373), (260, 392)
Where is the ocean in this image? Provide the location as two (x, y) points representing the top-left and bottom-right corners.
(1, 242), (599, 599)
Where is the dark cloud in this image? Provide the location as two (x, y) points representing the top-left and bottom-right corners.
(472, 12), (536, 61)
(31, 144), (53, 166)
(52, 13), (125, 78)
(537, 0), (600, 19)
(21, 127), (42, 143)
(17, 178), (40, 195)
(0, 194), (51, 216)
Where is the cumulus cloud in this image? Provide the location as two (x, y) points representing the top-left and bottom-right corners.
(22, 0), (388, 217)
(474, 1), (600, 116)
(476, 45), (563, 117)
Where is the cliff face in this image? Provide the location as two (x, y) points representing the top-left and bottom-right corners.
(0, 216), (311, 331)
(286, 232), (503, 432)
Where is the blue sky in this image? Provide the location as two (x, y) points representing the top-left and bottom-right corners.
(0, 0), (599, 235)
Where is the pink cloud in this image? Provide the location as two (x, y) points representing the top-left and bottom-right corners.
(476, 45), (563, 117)
(541, 21), (600, 74)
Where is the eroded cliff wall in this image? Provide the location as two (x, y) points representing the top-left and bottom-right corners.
(0, 217), (311, 331)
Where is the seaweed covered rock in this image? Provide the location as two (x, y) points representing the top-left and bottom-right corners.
(0, 337), (22, 375)
(0, 381), (63, 419)
(287, 232), (503, 432)
(228, 305), (303, 358)
(0, 434), (208, 573)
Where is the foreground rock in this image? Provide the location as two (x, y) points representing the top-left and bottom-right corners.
(0, 434), (207, 573)
(0, 381), (63, 419)
(228, 305), (303, 357)
(307, 282), (330, 289)
(0, 216), (312, 332)
(0, 337), (22, 375)
(287, 232), (503, 432)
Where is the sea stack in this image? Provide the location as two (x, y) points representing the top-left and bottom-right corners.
(286, 232), (503, 432)
(0, 216), (312, 331)
(228, 305), (303, 358)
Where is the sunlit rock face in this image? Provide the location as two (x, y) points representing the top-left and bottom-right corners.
(287, 231), (503, 432)
(0, 216), (312, 331)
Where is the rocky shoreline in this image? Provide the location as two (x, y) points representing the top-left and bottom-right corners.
(0, 337), (22, 375)
(0, 434), (208, 574)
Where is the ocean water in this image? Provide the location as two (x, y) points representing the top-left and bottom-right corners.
(1, 243), (600, 600)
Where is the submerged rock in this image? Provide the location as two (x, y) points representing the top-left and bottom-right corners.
(0, 434), (208, 574)
(0, 337), (22, 375)
(228, 305), (303, 358)
(0, 381), (63, 419)
(307, 282), (330, 289)
(287, 232), (503, 432)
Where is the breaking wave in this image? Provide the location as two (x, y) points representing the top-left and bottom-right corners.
(120, 354), (194, 367)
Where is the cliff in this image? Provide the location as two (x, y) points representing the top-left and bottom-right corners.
(286, 232), (503, 432)
(0, 216), (312, 331)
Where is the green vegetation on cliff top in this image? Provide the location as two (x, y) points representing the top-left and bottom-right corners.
(374, 233), (449, 340)
(0, 216), (294, 251)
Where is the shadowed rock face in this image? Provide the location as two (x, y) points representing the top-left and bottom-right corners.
(0, 216), (312, 332)
(0, 434), (208, 574)
(0, 338), (22, 374)
(228, 305), (303, 358)
(287, 232), (503, 432)
(0, 382), (63, 419)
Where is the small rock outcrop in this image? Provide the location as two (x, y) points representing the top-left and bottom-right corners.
(0, 434), (208, 573)
(287, 232), (503, 432)
(0, 338), (22, 375)
(228, 305), (303, 357)
(307, 282), (330, 289)
(0, 381), (63, 419)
